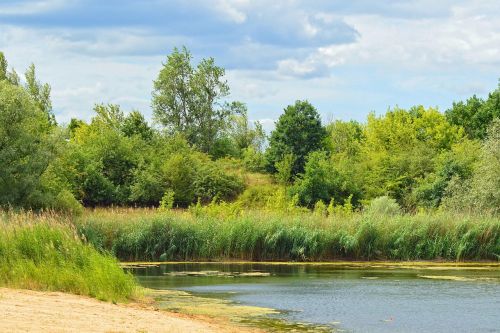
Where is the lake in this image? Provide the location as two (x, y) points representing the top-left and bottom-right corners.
(129, 262), (500, 332)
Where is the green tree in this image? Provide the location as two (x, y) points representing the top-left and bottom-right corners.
(266, 100), (326, 177)
(152, 46), (232, 153)
(326, 120), (364, 156)
(412, 139), (480, 208)
(443, 119), (500, 214)
(24, 64), (56, 126)
(0, 52), (20, 86)
(360, 106), (463, 208)
(68, 104), (140, 206)
(0, 81), (56, 207)
(122, 110), (154, 141)
(290, 151), (360, 207)
(446, 83), (500, 140)
(228, 101), (266, 153)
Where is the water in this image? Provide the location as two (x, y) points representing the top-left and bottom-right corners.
(130, 263), (500, 332)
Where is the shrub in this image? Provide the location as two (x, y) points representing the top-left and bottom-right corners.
(159, 189), (175, 210)
(364, 196), (402, 216)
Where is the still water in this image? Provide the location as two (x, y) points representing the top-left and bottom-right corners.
(130, 263), (500, 332)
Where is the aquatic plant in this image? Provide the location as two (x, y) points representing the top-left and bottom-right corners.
(77, 208), (499, 262)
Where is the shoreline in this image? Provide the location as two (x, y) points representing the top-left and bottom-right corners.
(121, 260), (500, 267)
(0, 288), (259, 333)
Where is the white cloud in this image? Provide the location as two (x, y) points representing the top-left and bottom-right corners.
(1, 1), (499, 126)
(0, 0), (71, 15)
(213, 0), (249, 23)
(0, 25), (165, 123)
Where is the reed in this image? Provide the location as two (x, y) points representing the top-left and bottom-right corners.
(77, 208), (500, 262)
(0, 210), (137, 302)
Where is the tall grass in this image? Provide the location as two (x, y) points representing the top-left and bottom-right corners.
(77, 208), (500, 262)
(0, 211), (137, 302)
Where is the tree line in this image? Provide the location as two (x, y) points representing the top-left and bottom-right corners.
(0, 48), (499, 214)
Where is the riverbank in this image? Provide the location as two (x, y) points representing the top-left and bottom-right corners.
(0, 288), (259, 333)
(79, 208), (500, 262)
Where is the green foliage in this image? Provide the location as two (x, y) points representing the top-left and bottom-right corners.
(242, 147), (267, 172)
(237, 184), (283, 208)
(1, 51), (499, 218)
(443, 120), (500, 214)
(152, 46), (232, 153)
(266, 100), (326, 177)
(0, 212), (136, 302)
(193, 162), (245, 203)
(78, 209), (500, 261)
(360, 106), (464, 209)
(364, 196), (401, 217)
(0, 80), (62, 209)
(24, 63), (56, 126)
(159, 190), (175, 210)
(446, 83), (500, 140)
(69, 105), (140, 206)
(275, 153), (296, 185)
(412, 139), (480, 208)
(227, 102), (266, 153)
(122, 110), (154, 141)
(291, 151), (359, 207)
(326, 120), (364, 156)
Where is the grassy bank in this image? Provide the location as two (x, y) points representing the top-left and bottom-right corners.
(0, 211), (137, 302)
(77, 208), (500, 262)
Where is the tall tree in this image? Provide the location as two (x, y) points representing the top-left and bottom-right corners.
(152, 47), (231, 153)
(24, 64), (56, 126)
(266, 100), (326, 177)
(0, 81), (54, 207)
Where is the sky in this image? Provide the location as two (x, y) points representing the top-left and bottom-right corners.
(0, 0), (499, 130)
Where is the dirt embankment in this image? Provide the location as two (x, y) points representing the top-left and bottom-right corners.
(0, 288), (258, 333)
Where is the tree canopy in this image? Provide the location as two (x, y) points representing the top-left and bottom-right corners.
(1, 49), (499, 215)
(266, 100), (326, 177)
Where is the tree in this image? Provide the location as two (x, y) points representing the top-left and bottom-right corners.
(152, 46), (232, 153)
(443, 119), (500, 214)
(0, 81), (55, 207)
(446, 83), (500, 140)
(0, 52), (7, 82)
(24, 63), (56, 126)
(227, 101), (266, 153)
(290, 151), (359, 207)
(412, 139), (480, 208)
(122, 110), (154, 141)
(360, 106), (463, 208)
(326, 120), (364, 156)
(266, 100), (326, 177)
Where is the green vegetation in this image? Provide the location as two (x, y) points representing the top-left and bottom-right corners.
(0, 48), (499, 274)
(0, 212), (137, 302)
(1, 49), (499, 215)
(76, 208), (499, 262)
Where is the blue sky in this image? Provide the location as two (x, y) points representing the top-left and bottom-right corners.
(1, 0), (499, 130)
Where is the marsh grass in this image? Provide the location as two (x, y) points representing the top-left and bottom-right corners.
(78, 208), (499, 262)
(0, 210), (137, 302)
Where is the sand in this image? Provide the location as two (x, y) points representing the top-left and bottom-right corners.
(0, 288), (257, 333)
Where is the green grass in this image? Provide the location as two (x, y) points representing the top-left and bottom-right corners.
(0, 211), (137, 302)
(77, 208), (500, 262)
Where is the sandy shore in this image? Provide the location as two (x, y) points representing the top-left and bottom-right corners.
(0, 288), (257, 333)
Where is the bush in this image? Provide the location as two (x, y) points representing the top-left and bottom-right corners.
(365, 196), (401, 216)
(291, 151), (356, 207)
(159, 189), (175, 210)
(52, 190), (84, 215)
